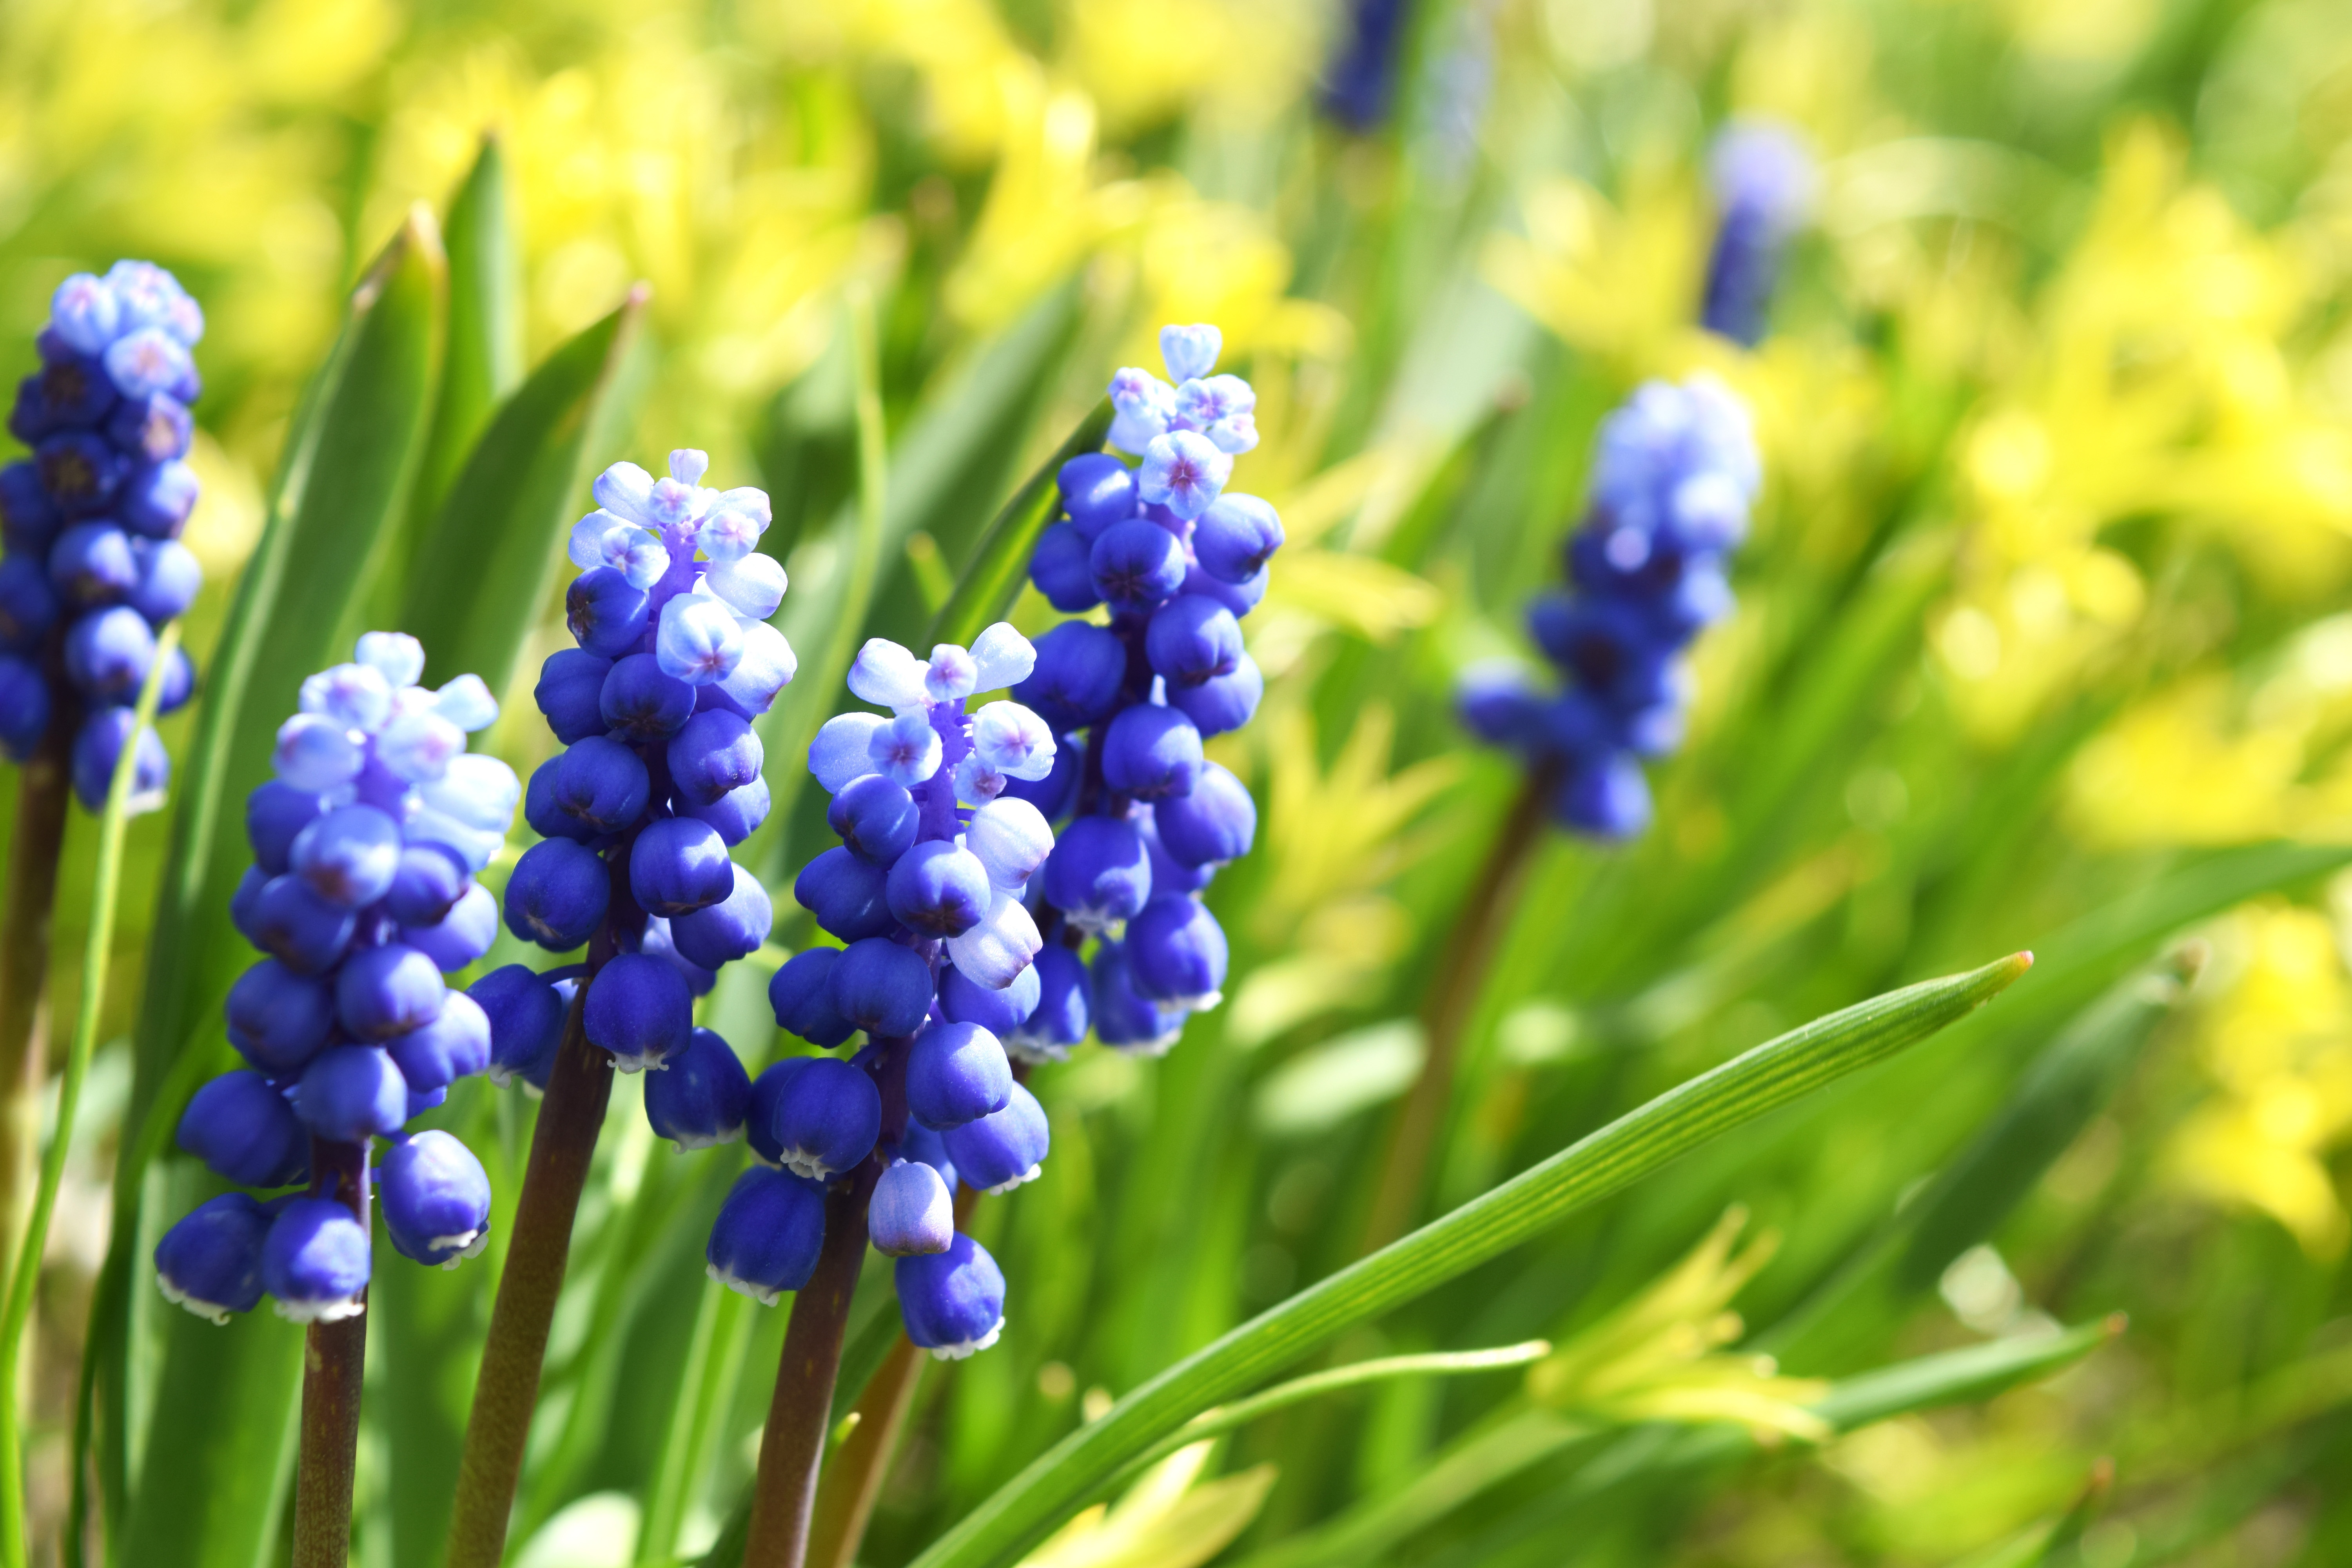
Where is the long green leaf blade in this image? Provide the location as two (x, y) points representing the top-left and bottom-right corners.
(910, 953), (2033, 1568)
(924, 397), (1112, 649)
(412, 135), (525, 532)
(402, 287), (650, 691)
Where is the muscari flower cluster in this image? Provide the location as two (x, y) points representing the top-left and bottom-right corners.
(152, 633), (520, 1323)
(1013, 324), (1272, 1057)
(703, 622), (1061, 1358)
(1699, 121), (1817, 349)
(0, 263), (206, 808)
(1460, 376), (1761, 837)
(480, 451), (793, 1115)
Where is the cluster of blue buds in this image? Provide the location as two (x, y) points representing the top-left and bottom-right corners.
(0, 262), (206, 807)
(700, 623), (1058, 1358)
(151, 633), (519, 1323)
(1699, 121), (1816, 348)
(481, 450), (792, 1113)
(1460, 376), (1761, 837)
(1011, 324), (1272, 1057)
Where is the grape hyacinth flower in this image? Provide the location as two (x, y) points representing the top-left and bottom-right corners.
(151, 632), (517, 1323)
(715, 621), (1059, 1356)
(492, 449), (791, 1106)
(1459, 374), (1761, 837)
(1699, 120), (1817, 348)
(1, 261), (205, 806)
(1015, 323), (1275, 1065)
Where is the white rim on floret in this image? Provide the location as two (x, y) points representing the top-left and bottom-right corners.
(982, 1165), (1043, 1197)
(708, 1261), (782, 1307)
(274, 1292), (367, 1325)
(1004, 1037), (1072, 1066)
(431, 1226), (491, 1270)
(157, 1275), (234, 1326)
(925, 1315), (1005, 1361)
(606, 1048), (671, 1075)
(780, 1148), (840, 1182)
(667, 1125), (741, 1153)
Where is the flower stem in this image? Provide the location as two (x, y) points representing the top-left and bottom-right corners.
(291, 1136), (369, 1568)
(444, 981), (614, 1568)
(0, 693), (73, 1283)
(1358, 770), (1551, 1255)
(744, 1167), (874, 1568)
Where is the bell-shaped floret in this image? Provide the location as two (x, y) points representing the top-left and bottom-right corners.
(583, 952), (693, 1073)
(940, 954), (1041, 1037)
(601, 652), (697, 740)
(967, 622), (1036, 691)
(386, 991), (493, 1093)
(289, 805), (401, 911)
(549, 735), (652, 838)
(1191, 494), (1283, 584)
(1165, 654), (1262, 738)
(1090, 941), (1184, 1055)
(668, 710), (762, 806)
(245, 875), (356, 975)
(770, 1056), (880, 1181)
(535, 648), (614, 744)
(504, 837), (610, 951)
(969, 702), (1055, 782)
(716, 621), (796, 716)
(1552, 751), (1651, 840)
(401, 880), (499, 972)
(886, 841), (992, 940)
(1056, 454), (1138, 541)
(245, 781), (328, 877)
(380, 1131), (493, 1268)
(1013, 622), (1125, 731)
(809, 711), (887, 793)
(794, 845), (895, 943)
(848, 637), (932, 712)
(226, 959), (336, 1075)
(299, 663), (392, 732)
(272, 712), (362, 793)
(670, 863), (773, 970)
(1006, 946), (1089, 1063)
(645, 1027), (751, 1151)
(638, 916), (717, 998)
(684, 775), (771, 845)
(629, 816), (736, 918)
(64, 605), (156, 700)
(896, 1232), (1006, 1359)
(944, 892), (1042, 991)
(566, 566), (651, 657)
(383, 843), (467, 927)
(964, 798), (1054, 893)
(1101, 705), (1203, 799)
(1153, 762), (1255, 866)
(1145, 597), (1243, 688)
(1127, 897), (1228, 1010)
(155, 1193), (271, 1324)
(828, 938), (935, 1038)
(1027, 522), (1100, 613)
(472, 965), (568, 1091)
(906, 1022), (1012, 1131)
(1135, 805), (1213, 898)
(828, 774), (919, 868)
(706, 1165), (827, 1305)
(870, 1160), (955, 1257)
(294, 1046), (410, 1142)
(1160, 323), (1221, 383)
(942, 1083), (1049, 1194)
(177, 1071), (308, 1189)
(335, 944), (445, 1042)
(769, 949), (857, 1048)
(1041, 817), (1151, 935)
(1089, 518), (1187, 614)
(261, 1198), (370, 1323)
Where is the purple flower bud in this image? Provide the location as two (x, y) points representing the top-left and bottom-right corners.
(668, 709), (762, 806)
(747, 1059), (805, 1165)
(548, 735), (653, 838)
(1127, 896), (1228, 1009)
(601, 652), (697, 740)
(1160, 324), (1222, 384)
(896, 1232), (1005, 1358)
(1109, 367), (1177, 455)
(566, 566), (651, 657)
(118, 460), (200, 539)
(381, 1131), (493, 1267)
(0, 462), (60, 557)
(886, 840), (992, 939)
(290, 805), (403, 909)
(906, 1021), (1012, 1131)
(645, 1027), (751, 1151)
(770, 949), (857, 1049)
(809, 711), (887, 793)
(945, 892), (1041, 991)
(706, 1166), (826, 1305)
(870, 1160), (955, 1257)
(386, 991), (493, 1092)
(583, 952), (693, 1072)
(670, 863), (773, 969)
(0, 555), (60, 651)
(828, 938), (935, 1038)
(1165, 654), (1262, 738)
(246, 875), (358, 975)
(1091, 940), (1184, 1055)
(964, 797), (1054, 893)
(793, 846), (895, 943)
(942, 1082), (1049, 1194)
(1042, 816), (1152, 934)
(261, 1198), (370, 1323)
(1028, 523), (1102, 613)
(684, 775), (770, 846)
(70, 705), (169, 813)
(1137, 430), (1232, 522)
(107, 391), (192, 462)
(472, 965), (569, 1090)
(1552, 751), (1651, 839)
(1152, 762), (1255, 866)
(638, 916), (717, 998)
(1135, 803), (1214, 897)
(656, 592), (744, 685)
(503, 837), (610, 950)
(177, 1071), (309, 1189)
(1013, 622), (1127, 731)
(1006, 945), (1089, 1063)
(630, 815), (735, 917)
(125, 537), (201, 622)
(770, 1055), (880, 1180)
(294, 1045), (409, 1141)
(1089, 518), (1187, 615)
(1101, 704), (1203, 799)
(535, 648), (615, 743)
(1181, 558), (1266, 619)
(49, 273), (122, 356)
(155, 1193), (271, 1323)
(702, 552), (786, 621)
(63, 604), (156, 699)
(828, 774), (920, 868)
(1057, 453), (1140, 540)
(226, 959), (336, 1074)
(939, 958), (1041, 1039)
(48, 521), (138, 606)
(1191, 494), (1283, 584)
(36, 433), (126, 518)
(103, 326), (194, 401)
(272, 713), (363, 793)
(383, 843), (468, 927)
(717, 622), (796, 716)
(0, 659), (47, 762)
(1145, 595), (1243, 687)
(332, 947), (446, 1046)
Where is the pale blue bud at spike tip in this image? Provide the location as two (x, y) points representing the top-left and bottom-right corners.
(870, 1160), (955, 1257)
(4, 260), (208, 808)
(1702, 120), (1817, 349)
(897, 1232), (1007, 1359)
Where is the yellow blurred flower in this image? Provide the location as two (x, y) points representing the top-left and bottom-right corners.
(1483, 167), (1713, 379)
(1018, 1439), (1274, 1568)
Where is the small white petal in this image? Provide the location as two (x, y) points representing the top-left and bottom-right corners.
(272, 714), (362, 791)
(969, 701), (1056, 781)
(593, 461), (657, 525)
(432, 674), (500, 732)
(703, 553), (787, 621)
(810, 712), (887, 792)
(377, 711), (467, 783)
(354, 632), (425, 689)
(965, 798), (1053, 891)
(925, 645), (978, 703)
(657, 593), (745, 686)
(419, 753), (522, 832)
(868, 712), (942, 787)
(945, 893), (1042, 990)
(848, 639), (932, 713)
(953, 752), (1006, 805)
(718, 621), (797, 715)
(669, 449), (710, 485)
(967, 623), (1036, 691)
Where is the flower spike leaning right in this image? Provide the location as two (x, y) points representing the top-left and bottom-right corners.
(739, 323), (1277, 1361)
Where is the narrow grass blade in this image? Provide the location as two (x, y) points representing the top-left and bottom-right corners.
(402, 287), (650, 692)
(412, 135), (525, 532)
(909, 954), (2033, 1568)
(924, 397), (1112, 650)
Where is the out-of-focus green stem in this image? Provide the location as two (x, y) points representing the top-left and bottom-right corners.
(1359, 770), (1552, 1255)
(0, 623), (178, 1568)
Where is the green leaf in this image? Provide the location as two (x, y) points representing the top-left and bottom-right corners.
(100, 209), (446, 1567)
(402, 288), (650, 692)
(907, 953), (2033, 1568)
(410, 136), (526, 534)
(923, 396), (1112, 650)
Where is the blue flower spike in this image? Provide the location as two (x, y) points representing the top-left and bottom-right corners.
(1701, 120), (1817, 348)
(1459, 375), (1761, 838)
(152, 632), (519, 1323)
(4, 260), (206, 806)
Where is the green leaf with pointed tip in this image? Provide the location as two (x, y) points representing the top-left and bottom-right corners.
(411, 136), (525, 533)
(909, 954), (2033, 1568)
(924, 397), (1112, 650)
(403, 289), (650, 692)
(98, 210), (445, 1568)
